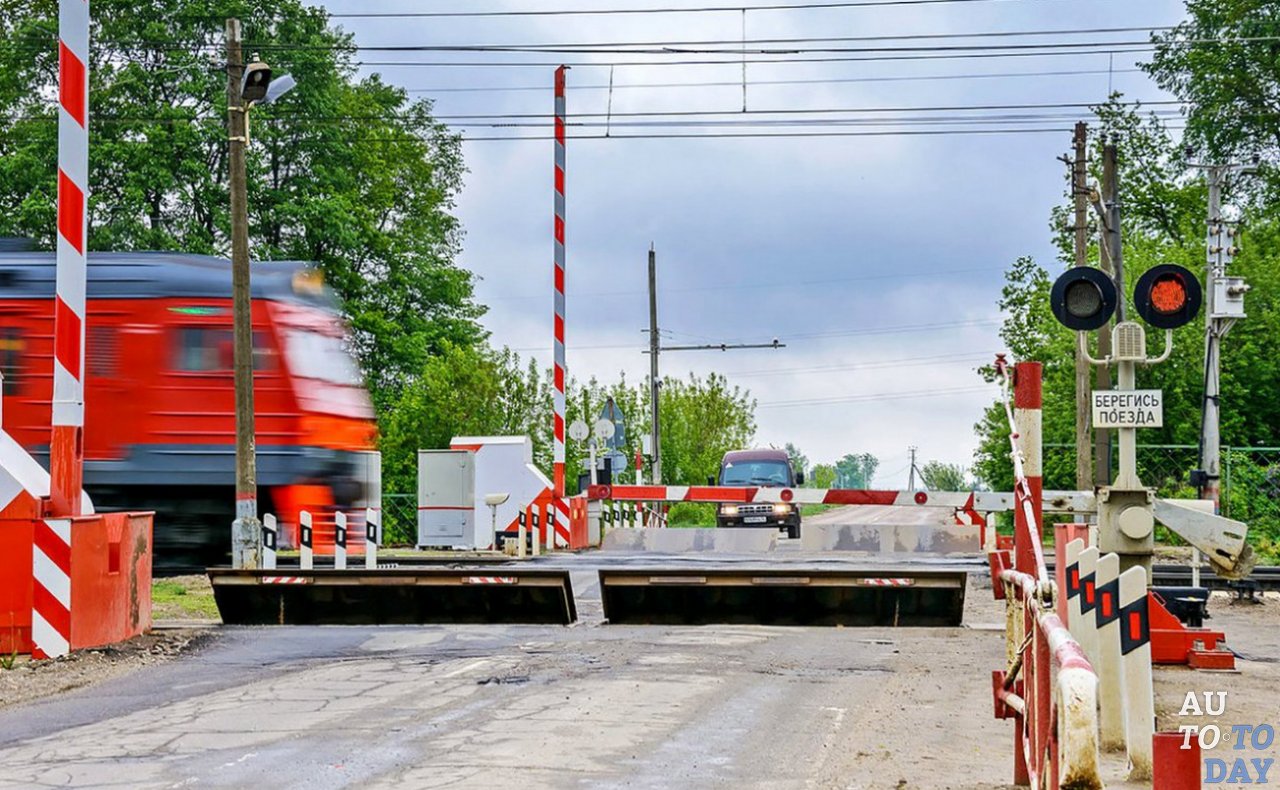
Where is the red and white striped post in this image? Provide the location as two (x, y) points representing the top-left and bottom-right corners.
(1013, 361), (1043, 576)
(51, 0), (89, 519)
(551, 65), (568, 524)
(33, 0), (90, 661)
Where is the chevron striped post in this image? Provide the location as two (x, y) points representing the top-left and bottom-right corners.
(51, 0), (89, 519)
(33, 0), (90, 661)
(552, 65), (568, 523)
(32, 518), (72, 659)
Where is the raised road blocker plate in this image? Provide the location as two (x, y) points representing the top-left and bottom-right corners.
(598, 567), (967, 627)
(207, 568), (577, 626)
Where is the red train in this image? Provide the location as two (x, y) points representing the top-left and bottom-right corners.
(0, 250), (379, 568)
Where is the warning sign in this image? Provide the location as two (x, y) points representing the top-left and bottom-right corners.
(1092, 390), (1163, 428)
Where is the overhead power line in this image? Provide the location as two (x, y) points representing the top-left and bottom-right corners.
(757, 384), (992, 408)
(239, 25), (1174, 52)
(405, 67), (1146, 93)
(326, 0), (1086, 18)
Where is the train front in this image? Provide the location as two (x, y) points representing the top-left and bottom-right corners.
(259, 265), (380, 557)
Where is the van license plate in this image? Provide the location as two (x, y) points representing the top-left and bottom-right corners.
(743, 516), (767, 524)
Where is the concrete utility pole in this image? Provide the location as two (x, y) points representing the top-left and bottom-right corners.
(1070, 122), (1092, 494)
(648, 245), (661, 486)
(1090, 142), (1119, 486)
(907, 446), (918, 490)
(226, 19), (260, 569)
(1193, 161), (1251, 514)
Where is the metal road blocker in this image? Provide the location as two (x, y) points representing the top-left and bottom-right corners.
(599, 568), (966, 626)
(0, 1), (154, 659)
(585, 484), (972, 626)
(210, 567), (577, 626)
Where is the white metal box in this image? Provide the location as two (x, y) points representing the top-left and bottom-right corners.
(417, 450), (475, 548)
(1211, 276), (1248, 319)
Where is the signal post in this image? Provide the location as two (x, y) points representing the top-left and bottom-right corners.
(1051, 264), (1203, 580)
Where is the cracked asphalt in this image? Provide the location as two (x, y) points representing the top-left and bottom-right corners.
(0, 565), (1014, 789)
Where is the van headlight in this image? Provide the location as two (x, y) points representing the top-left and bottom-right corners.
(721, 504), (738, 516)
(773, 503), (792, 515)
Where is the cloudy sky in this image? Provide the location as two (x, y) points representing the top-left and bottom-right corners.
(319, 0), (1186, 487)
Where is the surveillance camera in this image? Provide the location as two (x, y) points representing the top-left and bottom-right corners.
(240, 61), (272, 104)
(1252, 153), (1262, 166)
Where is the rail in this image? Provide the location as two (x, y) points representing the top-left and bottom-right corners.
(990, 358), (1102, 789)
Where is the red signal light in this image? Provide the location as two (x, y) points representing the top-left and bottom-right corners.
(1134, 264), (1202, 330)
(1149, 274), (1188, 315)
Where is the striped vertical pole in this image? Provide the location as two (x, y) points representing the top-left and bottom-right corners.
(299, 509), (313, 571)
(262, 513), (277, 570)
(334, 511), (347, 570)
(364, 507), (379, 569)
(51, 0), (90, 518)
(1012, 361), (1042, 576)
(552, 65), (568, 515)
(32, 518), (72, 659)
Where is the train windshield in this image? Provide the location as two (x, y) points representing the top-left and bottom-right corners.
(283, 329), (363, 386)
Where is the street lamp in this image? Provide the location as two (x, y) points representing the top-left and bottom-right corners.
(225, 19), (295, 569)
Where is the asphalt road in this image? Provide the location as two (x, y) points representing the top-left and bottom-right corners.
(0, 530), (1015, 790)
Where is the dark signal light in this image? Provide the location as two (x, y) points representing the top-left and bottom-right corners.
(1050, 267), (1118, 331)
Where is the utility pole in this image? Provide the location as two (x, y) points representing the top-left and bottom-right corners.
(1069, 122), (1093, 494)
(1089, 142), (1120, 487)
(645, 245), (785, 486)
(907, 446), (919, 490)
(1192, 160), (1252, 514)
(226, 19), (259, 569)
(648, 245), (661, 486)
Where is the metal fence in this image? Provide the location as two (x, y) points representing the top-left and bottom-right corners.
(383, 494), (417, 546)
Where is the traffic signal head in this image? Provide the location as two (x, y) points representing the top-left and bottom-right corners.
(1134, 264), (1202, 330)
(1050, 266), (1119, 331)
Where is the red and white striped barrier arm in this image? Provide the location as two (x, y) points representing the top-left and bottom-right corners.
(586, 485), (987, 525)
(50, 0), (89, 519)
(551, 65), (567, 512)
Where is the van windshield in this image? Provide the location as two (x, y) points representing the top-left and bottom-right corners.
(720, 460), (791, 486)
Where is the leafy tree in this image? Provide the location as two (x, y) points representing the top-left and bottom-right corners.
(920, 461), (968, 492)
(0, 0), (485, 402)
(378, 344), (550, 496)
(809, 463), (836, 489)
(835, 453), (879, 489)
(1146, 0), (1280, 188)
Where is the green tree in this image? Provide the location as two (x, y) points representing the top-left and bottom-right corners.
(378, 344), (550, 497)
(0, 0), (484, 401)
(920, 462), (968, 492)
(1146, 0), (1280, 183)
(810, 463), (837, 490)
(835, 453), (879, 489)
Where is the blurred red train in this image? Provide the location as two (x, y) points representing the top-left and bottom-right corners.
(0, 249), (379, 568)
